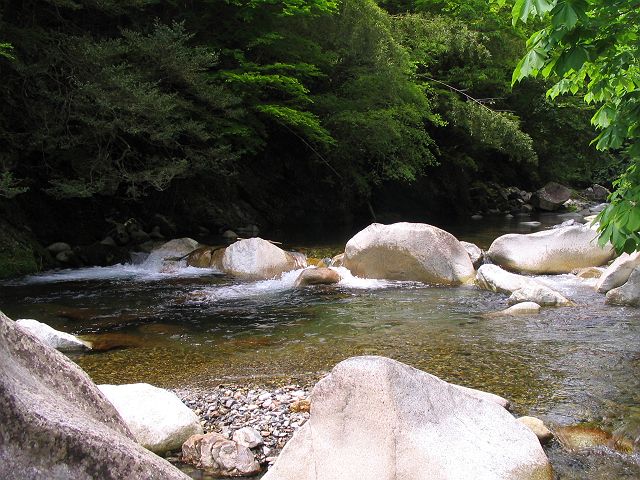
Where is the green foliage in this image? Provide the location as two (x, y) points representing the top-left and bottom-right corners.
(508, 0), (640, 252)
(0, 42), (14, 60)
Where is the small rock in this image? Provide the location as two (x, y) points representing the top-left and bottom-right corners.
(233, 426), (264, 448)
(517, 416), (554, 445)
(492, 302), (541, 315)
(182, 432), (261, 477)
(46, 242), (71, 254)
(289, 399), (311, 413)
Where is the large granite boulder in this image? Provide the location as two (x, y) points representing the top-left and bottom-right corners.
(142, 238), (200, 272)
(343, 223), (475, 285)
(605, 266), (640, 307)
(98, 383), (203, 454)
(531, 182), (571, 211)
(15, 318), (91, 352)
(0, 311), (190, 480)
(487, 225), (614, 274)
(596, 251), (640, 293)
(222, 238), (306, 280)
(476, 264), (572, 306)
(263, 356), (551, 480)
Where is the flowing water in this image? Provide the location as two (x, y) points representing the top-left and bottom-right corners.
(1, 215), (639, 478)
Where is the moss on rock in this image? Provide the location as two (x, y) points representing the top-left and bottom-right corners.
(0, 220), (48, 279)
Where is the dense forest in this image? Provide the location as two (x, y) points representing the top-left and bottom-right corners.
(0, 0), (631, 275)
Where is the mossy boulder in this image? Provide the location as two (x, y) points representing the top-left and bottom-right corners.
(0, 219), (50, 279)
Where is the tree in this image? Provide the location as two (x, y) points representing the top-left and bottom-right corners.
(508, 0), (640, 253)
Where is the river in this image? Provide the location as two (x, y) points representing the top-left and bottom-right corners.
(1, 215), (638, 478)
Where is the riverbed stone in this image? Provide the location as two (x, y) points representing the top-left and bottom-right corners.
(605, 266), (640, 307)
(596, 251), (640, 293)
(294, 267), (341, 287)
(182, 432), (261, 477)
(330, 253), (345, 267)
(233, 426), (264, 448)
(222, 238), (306, 280)
(262, 356), (551, 480)
(343, 222), (475, 285)
(487, 225), (615, 274)
(517, 416), (554, 445)
(46, 241), (71, 254)
(15, 318), (91, 352)
(572, 267), (604, 279)
(98, 383), (203, 454)
(0, 311), (191, 480)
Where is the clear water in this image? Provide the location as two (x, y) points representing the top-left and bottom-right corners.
(1, 215), (638, 478)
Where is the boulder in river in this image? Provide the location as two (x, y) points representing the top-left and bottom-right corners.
(186, 246), (225, 270)
(222, 238), (306, 280)
(182, 432), (261, 477)
(15, 318), (91, 352)
(487, 225), (614, 274)
(605, 266), (640, 307)
(343, 223), (475, 285)
(0, 311), (190, 480)
(476, 264), (571, 306)
(294, 267), (341, 287)
(596, 251), (640, 293)
(531, 182), (571, 211)
(98, 383), (203, 454)
(262, 356), (550, 480)
(492, 302), (541, 315)
(517, 416), (554, 445)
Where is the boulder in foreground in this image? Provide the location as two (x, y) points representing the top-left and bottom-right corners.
(263, 356), (551, 480)
(0, 311), (190, 480)
(605, 266), (640, 307)
(343, 223), (475, 285)
(596, 251), (640, 293)
(294, 267), (341, 287)
(487, 225), (614, 274)
(98, 383), (203, 454)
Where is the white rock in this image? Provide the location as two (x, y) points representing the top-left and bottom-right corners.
(98, 383), (203, 454)
(488, 225), (614, 274)
(596, 251), (640, 293)
(233, 427), (264, 448)
(494, 302), (541, 315)
(508, 286), (572, 307)
(15, 319), (90, 352)
(605, 266), (640, 307)
(343, 222), (475, 285)
(222, 237), (306, 280)
(263, 356), (551, 480)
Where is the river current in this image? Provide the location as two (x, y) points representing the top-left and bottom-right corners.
(1, 215), (638, 478)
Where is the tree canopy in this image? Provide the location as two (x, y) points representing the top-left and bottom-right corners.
(508, 0), (640, 253)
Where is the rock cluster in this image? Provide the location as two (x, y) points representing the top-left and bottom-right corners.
(174, 384), (311, 466)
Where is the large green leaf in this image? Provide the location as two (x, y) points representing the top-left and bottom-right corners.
(551, 1), (579, 30)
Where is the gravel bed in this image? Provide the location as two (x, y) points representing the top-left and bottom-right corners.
(174, 384), (312, 466)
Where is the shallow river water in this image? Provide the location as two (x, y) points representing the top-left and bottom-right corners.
(1, 216), (639, 479)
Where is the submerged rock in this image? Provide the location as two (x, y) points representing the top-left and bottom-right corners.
(0, 311), (190, 480)
(294, 267), (341, 287)
(222, 238), (306, 280)
(182, 432), (261, 477)
(492, 302), (541, 315)
(15, 318), (91, 352)
(488, 225), (614, 274)
(596, 251), (640, 293)
(343, 222), (475, 285)
(263, 356), (550, 480)
(98, 383), (203, 454)
(508, 286), (572, 307)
